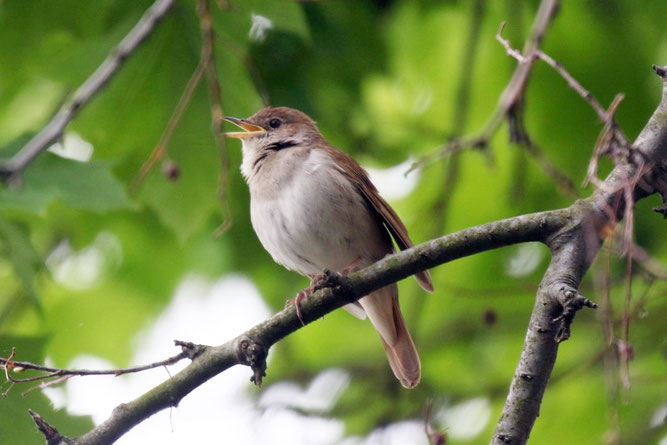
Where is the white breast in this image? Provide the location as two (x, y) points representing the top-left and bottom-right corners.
(249, 149), (390, 276)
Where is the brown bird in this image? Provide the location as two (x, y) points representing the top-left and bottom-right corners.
(224, 107), (433, 388)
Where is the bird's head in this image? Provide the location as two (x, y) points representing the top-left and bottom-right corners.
(223, 107), (323, 182)
(224, 106), (321, 151)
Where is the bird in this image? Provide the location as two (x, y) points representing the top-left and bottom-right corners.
(223, 106), (433, 388)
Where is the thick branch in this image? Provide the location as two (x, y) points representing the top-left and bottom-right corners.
(33, 70), (667, 439)
(0, 0), (176, 183)
(66, 210), (567, 444)
(24, 69), (667, 445)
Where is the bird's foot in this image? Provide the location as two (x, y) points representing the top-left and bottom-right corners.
(286, 286), (315, 326)
(287, 257), (365, 326)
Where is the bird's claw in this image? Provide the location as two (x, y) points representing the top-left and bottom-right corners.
(286, 288), (311, 326)
(288, 257), (365, 327)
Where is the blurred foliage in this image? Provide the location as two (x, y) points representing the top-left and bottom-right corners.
(0, 0), (666, 443)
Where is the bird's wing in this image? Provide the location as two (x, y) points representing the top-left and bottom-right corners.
(328, 146), (434, 292)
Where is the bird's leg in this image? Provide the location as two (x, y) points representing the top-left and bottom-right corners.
(339, 256), (364, 277)
(286, 277), (320, 326)
(287, 257), (364, 326)
(311, 257), (364, 293)
(288, 285), (314, 326)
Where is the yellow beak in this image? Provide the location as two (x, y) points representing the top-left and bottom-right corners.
(223, 116), (266, 139)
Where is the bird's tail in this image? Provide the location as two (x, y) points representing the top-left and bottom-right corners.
(358, 285), (421, 388)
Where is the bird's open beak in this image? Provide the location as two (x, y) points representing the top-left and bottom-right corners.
(223, 116), (266, 139)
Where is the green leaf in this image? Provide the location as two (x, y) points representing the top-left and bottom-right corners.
(0, 217), (43, 308)
(0, 152), (132, 215)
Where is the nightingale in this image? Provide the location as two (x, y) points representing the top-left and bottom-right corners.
(224, 107), (433, 388)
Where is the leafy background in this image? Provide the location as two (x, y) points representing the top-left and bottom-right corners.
(0, 0), (665, 443)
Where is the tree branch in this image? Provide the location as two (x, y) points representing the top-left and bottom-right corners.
(15, 67), (667, 444)
(3, 0), (664, 442)
(0, 0), (176, 183)
(491, 65), (667, 445)
(35, 210), (565, 444)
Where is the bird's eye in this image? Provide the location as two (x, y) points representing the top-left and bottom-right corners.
(268, 118), (282, 129)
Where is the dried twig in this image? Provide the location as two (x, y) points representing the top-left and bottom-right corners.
(584, 94), (627, 188)
(131, 60), (207, 193)
(408, 0), (564, 184)
(198, 0), (233, 236)
(620, 256), (634, 393)
(495, 21), (639, 200)
(624, 243), (667, 280)
(497, 22), (614, 122)
(0, 346), (190, 395)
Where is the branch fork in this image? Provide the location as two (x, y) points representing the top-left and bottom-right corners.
(174, 340), (206, 361)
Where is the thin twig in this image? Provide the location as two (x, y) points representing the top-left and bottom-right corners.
(0, 0), (176, 183)
(496, 22), (642, 201)
(22, 375), (74, 396)
(197, 0), (233, 236)
(584, 94), (627, 187)
(0, 347), (189, 388)
(406, 136), (487, 175)
(408, 0), (561, 173)
(2, 347), (17, 394)
(521, 135), (580, 198)
(498, 0), (560, 112)
(496, 21), (646, 201)
(620, 254), (633, 393)
(131, 60), (207, 193)
(496, 22), (527, 62)
(497, 22), (613, 122)
(496, 16), (580, 199)
(624, 243), (667, 280)
(599, 244), (622, 444)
